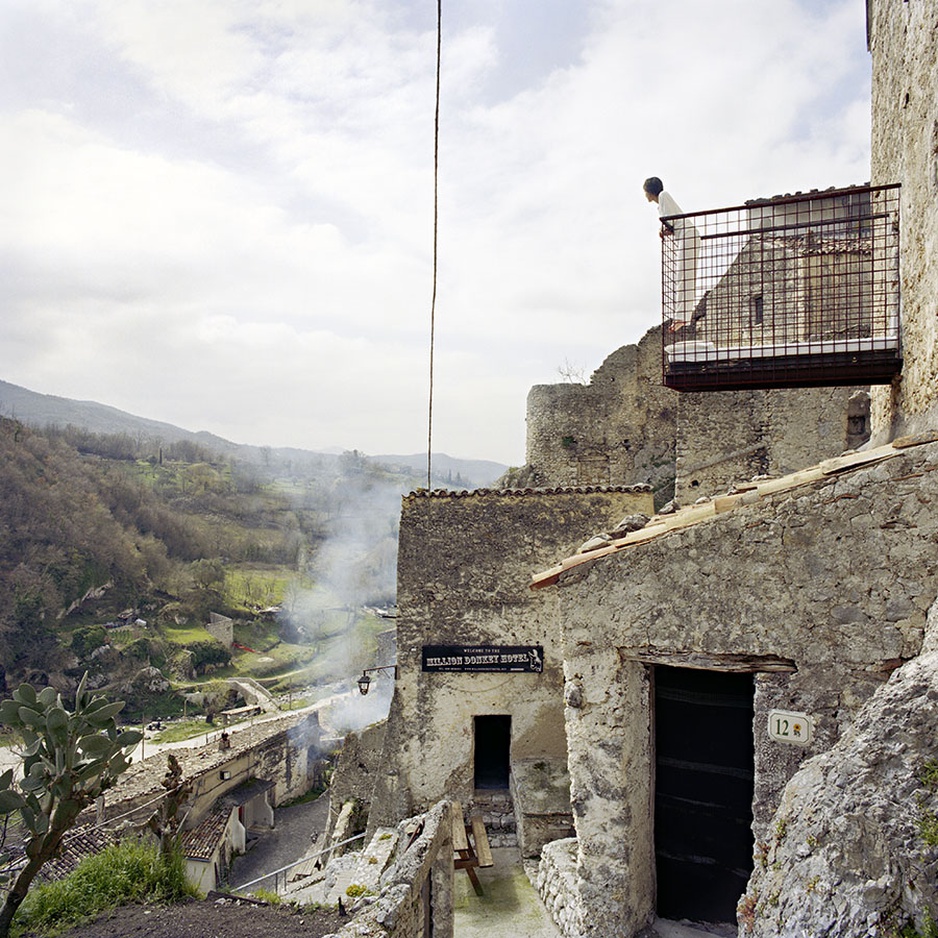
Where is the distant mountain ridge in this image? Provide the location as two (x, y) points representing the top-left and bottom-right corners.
(0, 378), (508, 487)
(372, 453), (509, 488)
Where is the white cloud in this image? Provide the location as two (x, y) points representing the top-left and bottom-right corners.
(0, 0), (872, 464)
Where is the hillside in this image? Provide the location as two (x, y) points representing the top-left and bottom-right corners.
(0, 379), (508, 488)
(0, 416), (407, 713)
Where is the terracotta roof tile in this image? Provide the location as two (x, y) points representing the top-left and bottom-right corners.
(406, 484), (652, 500)
(181, 809), (231, 861)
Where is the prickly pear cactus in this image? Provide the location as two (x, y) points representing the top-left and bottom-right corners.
(0, 674), (141, 938)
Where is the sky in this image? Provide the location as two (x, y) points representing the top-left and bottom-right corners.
(0, 0), (873, 466)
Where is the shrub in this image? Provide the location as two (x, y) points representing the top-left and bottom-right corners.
(12, 840), (197, 936)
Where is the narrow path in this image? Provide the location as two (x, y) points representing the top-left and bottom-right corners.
(228, 794), (331, 890)
(454, 847), (562, 938)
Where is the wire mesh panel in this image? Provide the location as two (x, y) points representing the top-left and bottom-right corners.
(660, 184), (902, 391)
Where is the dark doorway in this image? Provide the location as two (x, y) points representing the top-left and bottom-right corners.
(654, 666), (755, 924)
(474, 715), (511, 789)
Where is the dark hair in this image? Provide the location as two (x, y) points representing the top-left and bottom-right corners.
(643, 177), (664, 196)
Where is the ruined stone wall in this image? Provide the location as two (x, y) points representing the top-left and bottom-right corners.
(206, 612), (234, 647)
(870, 0), (938, 440)
(321, 801), (455, 938)
(551, 439), (938, 938)
(324, 721), (387, 846)
(370, 486), (654, 833)
(525, 329), (677, 502)
(675, 386), (870, 503)
(525, 325), (870, 509)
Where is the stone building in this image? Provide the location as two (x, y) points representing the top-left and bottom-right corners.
(367, 1), (938, 936)
(534, 436), (938, 935)
(371, 485), (653, 854)
(695, 187), (890, 348)
(869, 0), (938, 442)
(524, 1), (938, 935)
(525, 322), (872, 509)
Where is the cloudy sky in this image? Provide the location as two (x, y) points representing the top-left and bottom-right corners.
(0, 0), (871, 465)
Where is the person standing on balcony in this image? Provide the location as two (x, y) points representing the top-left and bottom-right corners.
(644, 177), (700, 331)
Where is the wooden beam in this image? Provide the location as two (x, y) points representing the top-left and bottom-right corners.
(470, 814), (493, 869)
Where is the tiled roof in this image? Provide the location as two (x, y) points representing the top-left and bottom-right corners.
(406, 484), (653, 500)
(107, 711), (306, 807)
(181, 809), (231, 861)
(220, 778), (274, 809)
(745, 182), (872, 205)
(41, 826), (115, 880)
(531, 434), (938, 590)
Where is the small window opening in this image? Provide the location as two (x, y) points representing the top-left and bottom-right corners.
(750, 294), (764, 326)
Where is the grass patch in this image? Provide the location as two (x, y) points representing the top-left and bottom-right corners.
(224, 568), (290, 611)
(234, 642), (317, 679)
(153, 719), (213, 745)
(233, 618), (282, 653)
(12, 840), (198, 937)
(281, 786), (327, 808)
(900, 910), (938, 938)
(918, 759), (938, 847)
(161, 622), (216, 646)
(248, 887), (281, 905)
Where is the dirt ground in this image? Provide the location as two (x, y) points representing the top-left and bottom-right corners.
(26, 896), (347, 938)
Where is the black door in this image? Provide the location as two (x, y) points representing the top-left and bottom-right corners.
(654, 666), (754, 923)
(474, 715), (511, 789)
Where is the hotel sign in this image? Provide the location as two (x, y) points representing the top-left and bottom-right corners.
(422, 644), (544, 674)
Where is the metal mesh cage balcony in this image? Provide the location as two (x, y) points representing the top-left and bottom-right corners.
(660, 184), (901, 391)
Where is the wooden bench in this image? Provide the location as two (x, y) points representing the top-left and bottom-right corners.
(452, 802), (494, 895)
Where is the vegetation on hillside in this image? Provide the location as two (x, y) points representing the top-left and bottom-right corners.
(0, 417), (409, 702)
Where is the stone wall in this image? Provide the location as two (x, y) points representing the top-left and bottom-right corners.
(869, 0), (938, 440)
(370, 485), (653, 837)
(206, 612), (234, 648)
(536, 838), (585, 938)
(324, 721), (387, 846)
(525, 330), (677, 503)
(549, 438), (938, 937)
(674, 386), (870, 504)
(321, 801), (455, 938)
(524, 325), (871, 509)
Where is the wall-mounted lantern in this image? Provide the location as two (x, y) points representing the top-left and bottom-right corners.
(357, 664), (399, 696)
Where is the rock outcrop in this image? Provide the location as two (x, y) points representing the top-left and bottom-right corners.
(742, 614), (938, 937)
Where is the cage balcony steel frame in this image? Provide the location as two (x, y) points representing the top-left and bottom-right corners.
(659, 183), (902, 392)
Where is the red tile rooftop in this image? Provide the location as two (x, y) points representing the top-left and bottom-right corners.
(407, 484), (653, 499)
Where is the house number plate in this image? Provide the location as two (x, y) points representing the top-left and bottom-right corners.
(768, 709), (813, 746)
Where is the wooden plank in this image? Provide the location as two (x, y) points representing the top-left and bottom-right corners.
(470, 814), (494, 869)
(819, 444), (896, 475)
(712, 494), (741, 514)
(893, 432), (938, 448)
(755, 467), (823, 495)
(451, 802), (469, 852)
